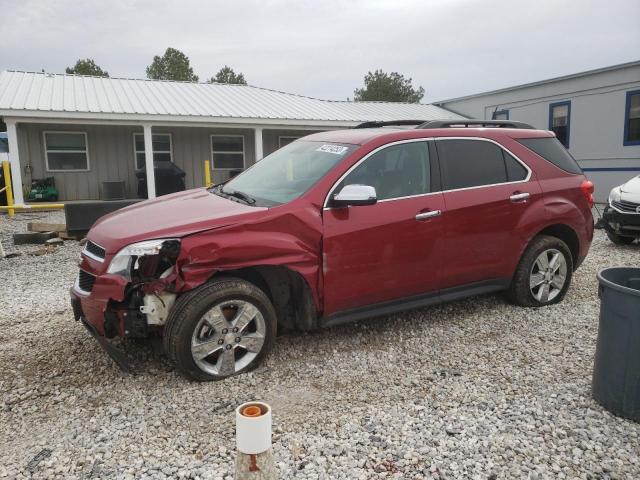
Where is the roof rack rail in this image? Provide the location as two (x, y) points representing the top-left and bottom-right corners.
(353, 120), (429, 129)
(417, 119), (535, 129)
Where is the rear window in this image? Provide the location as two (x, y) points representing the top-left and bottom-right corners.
(517, 137), (582, 174)
(437, 139), (507, 190)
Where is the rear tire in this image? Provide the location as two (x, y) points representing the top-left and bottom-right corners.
(506, 235), (573, 307)
(606, 231), (635, 245)
(164, 277), (277, 381)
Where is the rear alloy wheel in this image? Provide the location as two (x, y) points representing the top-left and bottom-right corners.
(164, 278), (277, 381)
(506, 235), (573, 307)
(528, 249), (568, 303)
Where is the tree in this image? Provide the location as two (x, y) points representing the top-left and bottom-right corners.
(146, 48), (199, 82)
(208, 66), (247, 85)
(65, 58), (109, 77)
(354, 70), (425, 103)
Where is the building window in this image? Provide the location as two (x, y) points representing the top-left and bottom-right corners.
(211, 135), (245, 170)
(44, 132), (89, 171)
(492, 109), (509, 120)
(623, 90), (640, 146)
(278, 136), (300, 148)
(133, 133), (173, 170)
(549, 101), (571, 148)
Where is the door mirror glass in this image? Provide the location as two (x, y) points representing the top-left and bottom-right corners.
(331, 184), (377, 207)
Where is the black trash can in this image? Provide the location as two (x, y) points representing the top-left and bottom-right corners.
(136, 162), (186, 198)
(592, 267), (640, 422)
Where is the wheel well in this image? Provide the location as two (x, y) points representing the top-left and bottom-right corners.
(215, 266), (318, 331)
(537, 224), (580, 268)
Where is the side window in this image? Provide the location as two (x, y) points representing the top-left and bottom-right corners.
(338, 141), (431, 201)
(517, 137), (582, 174)
(437, 139), (508, 190)
(504, 151), (528, 181)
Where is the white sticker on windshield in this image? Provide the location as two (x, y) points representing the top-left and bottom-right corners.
(316, 144), (348, 155)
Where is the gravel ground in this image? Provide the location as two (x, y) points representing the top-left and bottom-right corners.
(1, 210), (639, 479)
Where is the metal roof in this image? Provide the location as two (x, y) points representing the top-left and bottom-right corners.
(434, 59), (640, 104)
(0, 70), (462, 126)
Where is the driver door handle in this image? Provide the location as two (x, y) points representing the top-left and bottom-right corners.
(415, 210), (441, 220)
(510, 192), (530, 203)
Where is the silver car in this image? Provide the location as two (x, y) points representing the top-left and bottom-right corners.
(601, 175), (640, 244)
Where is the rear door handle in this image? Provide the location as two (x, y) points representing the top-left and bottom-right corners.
(415, 210), (441, 220)
(510, 192), (530, 202)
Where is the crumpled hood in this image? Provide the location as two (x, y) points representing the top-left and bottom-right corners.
(88, 188), (266, 253)
(620, 175), (640, 203)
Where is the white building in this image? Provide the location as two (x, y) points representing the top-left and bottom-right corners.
(0, 71), (461, 203)
(435, 61), (640, 201)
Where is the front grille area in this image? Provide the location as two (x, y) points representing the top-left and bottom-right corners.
(612, 199), (640, 214)
(84, 240), (106, 260)
(77, 269), (96, 293)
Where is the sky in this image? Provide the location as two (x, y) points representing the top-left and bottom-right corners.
(1, 0), (638, 103)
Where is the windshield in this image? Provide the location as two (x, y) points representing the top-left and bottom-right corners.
(218, 140), (357, 206)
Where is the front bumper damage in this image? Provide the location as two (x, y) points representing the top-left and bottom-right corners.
(599, 205), (640, 238)
(71, 292), (130, 372)
(70, 267), (155, 373)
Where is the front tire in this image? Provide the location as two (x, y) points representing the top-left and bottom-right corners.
(164, 277), (277, 381)
(506, 235), (573, 307)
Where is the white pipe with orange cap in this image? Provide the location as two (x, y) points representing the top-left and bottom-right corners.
(235, 401), (277, 479)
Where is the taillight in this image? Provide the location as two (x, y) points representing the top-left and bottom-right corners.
(580, 180), (594, 208)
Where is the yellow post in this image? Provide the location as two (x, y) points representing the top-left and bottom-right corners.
(0, 203), (64, 211)
(1, 161), (14, 218)
(204, 160), (212, 187)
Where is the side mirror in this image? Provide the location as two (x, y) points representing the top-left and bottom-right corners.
(331, 184), (377, 207)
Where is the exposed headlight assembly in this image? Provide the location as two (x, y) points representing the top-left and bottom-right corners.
(608, 187), (622, 206)
(107, 239), (180, 281)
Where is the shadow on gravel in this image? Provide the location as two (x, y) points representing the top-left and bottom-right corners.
(79, 292), (508, 380)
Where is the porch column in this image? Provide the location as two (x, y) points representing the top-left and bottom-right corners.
(5, 120), (24, 205)
(254, 127), (264, 162)
(143, 124), (156, 199)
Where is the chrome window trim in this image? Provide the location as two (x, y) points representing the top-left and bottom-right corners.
(82, 241), (106, 263)
(323, 136), (532, 209)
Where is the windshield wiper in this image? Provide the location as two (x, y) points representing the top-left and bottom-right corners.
(222, 188), (256, 205)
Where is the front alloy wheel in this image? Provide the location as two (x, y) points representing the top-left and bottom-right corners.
(164, 278), (277, 381)
(191, 300), (266, 377)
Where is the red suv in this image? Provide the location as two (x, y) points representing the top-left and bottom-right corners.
(71, 120), (594, 381)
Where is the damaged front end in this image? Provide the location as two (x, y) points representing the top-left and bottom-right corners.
(71, 238), (183, 370)
(71, 199), (324, 374)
